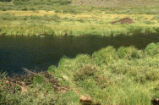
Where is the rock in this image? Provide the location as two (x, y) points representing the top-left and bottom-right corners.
(80, 96), (92, 105)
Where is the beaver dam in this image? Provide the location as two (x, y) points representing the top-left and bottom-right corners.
(0, 34), (159, 76)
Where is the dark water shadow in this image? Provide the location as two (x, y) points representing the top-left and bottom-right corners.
(0, 33), (159, 76)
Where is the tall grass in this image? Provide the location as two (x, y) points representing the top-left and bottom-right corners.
(48, 43), (159, 105)
(0, 42), (159, 105)
(0, 12), (159, 36)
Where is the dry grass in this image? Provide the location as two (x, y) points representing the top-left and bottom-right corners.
(0, 10), (159, 36)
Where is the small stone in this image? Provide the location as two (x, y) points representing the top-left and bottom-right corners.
(5, 80), (10, 84)
(80, 96), (92, 105)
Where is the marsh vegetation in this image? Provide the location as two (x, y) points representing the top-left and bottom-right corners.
(0, 0), (159, 105)
(1, 41), (159, 105)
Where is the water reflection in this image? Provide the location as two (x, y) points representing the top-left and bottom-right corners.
(0, 34), (159, 76)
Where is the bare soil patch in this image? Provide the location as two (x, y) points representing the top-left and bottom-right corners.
(1, 71), (68, 93)
(111, 17), (134, 24)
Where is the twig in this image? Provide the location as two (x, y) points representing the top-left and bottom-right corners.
(22, 68), (37, 75)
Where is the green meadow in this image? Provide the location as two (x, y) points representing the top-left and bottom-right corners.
(0, 0), (159, 105)
(0, 0), (159, 36)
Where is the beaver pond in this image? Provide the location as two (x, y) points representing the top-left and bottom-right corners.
(0, 34), (159, 76)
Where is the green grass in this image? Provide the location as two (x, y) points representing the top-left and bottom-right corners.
(1, 0), (159, 104)
(48, 43), (159, 105)
(0, 0), (159, 37)
(0, 12), (159, 36)
(1, 42), (159, 105)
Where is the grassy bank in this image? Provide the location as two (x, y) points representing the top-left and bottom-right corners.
(0, 11), (159, 36)
(0, 0), (159, 37)
(1, 42), (159, 105)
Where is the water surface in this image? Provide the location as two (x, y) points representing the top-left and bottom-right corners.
(0, 34), (159, 76)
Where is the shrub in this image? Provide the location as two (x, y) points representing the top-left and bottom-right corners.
(145, 43), (159, 56)
(92, 46), (118, 65)
(74, 64), (97, 81)
(117, 46), (143, 59)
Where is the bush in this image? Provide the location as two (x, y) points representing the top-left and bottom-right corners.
(117, 46), (143, 59)
(74, 64), (97, 81)
(145, 43), (159, 56)
(92, 46), (118, 65)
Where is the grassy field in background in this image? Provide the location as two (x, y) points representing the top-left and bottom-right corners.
(0, 0), (159, 36)
(0, 10), (159, 36)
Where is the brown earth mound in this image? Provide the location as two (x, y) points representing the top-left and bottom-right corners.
(1, 71), (68, 93)
(111, 17), (134, 24)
